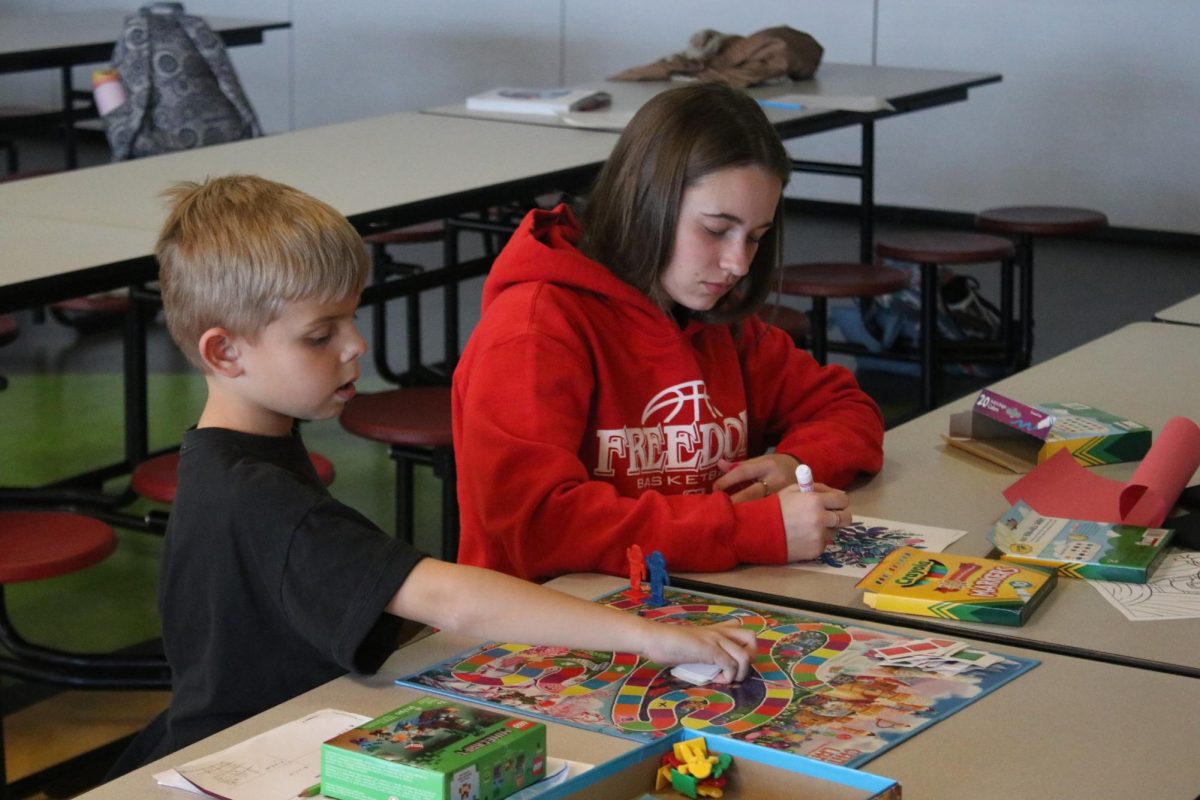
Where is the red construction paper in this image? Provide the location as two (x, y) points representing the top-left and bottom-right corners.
(1003, 416), (1200, 527)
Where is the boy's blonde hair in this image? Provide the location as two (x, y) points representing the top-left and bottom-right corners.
(156, 175), (369, 369)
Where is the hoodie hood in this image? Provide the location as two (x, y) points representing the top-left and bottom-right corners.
(482, 204), (673, 331)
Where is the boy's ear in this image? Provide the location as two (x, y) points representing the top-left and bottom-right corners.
(198, 328), (244, 377)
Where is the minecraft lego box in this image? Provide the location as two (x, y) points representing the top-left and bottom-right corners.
(321, 697), (546, 800)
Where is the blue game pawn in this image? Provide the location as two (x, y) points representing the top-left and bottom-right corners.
(647, 550), (669, 607)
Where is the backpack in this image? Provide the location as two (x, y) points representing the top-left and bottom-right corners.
(830, 260), (1007, 378)
(102, 2), (261, 161)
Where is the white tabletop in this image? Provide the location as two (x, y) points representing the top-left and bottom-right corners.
(0, 213), (154, 289)
(73, 574), (1200, 800)
(0, 111), (618, 306)
(0, 112), (616, 233)
(1154, 293), (1200, 326)
(424, 62), (1001, 133)
(680, 322), (1200, 673)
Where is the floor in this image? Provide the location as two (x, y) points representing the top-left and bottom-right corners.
(2, 131), (1198, 798)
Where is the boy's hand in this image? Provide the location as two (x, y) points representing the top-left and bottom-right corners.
(640, 621), (757, 683)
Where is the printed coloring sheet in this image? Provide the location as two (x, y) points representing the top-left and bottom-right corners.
(790, 516), (967, 578)
(1088, 551), (1200, 621)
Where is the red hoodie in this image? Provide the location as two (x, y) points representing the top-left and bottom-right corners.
(453, 205), (883, 581)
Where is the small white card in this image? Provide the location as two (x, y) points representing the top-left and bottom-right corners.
(671, 662), (723, 685)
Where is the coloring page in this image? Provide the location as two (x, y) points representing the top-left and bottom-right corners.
(789, 516), (967, 578)
(1088, 551), (1200, 621)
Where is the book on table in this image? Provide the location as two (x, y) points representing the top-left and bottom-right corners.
(856, 545), (1056, 626)
(989, 500), (1174, 583)
(465, 86), (611, 116)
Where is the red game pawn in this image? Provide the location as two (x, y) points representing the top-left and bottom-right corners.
(627, 544), (646, 601)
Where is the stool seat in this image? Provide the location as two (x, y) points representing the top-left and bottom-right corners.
(759, 303), (810, 342)
(780, 262), (910, 297)
(340, 387), (454, 448)
(876, 232), (1015, 265)
(339, 387), (458, 558)
(0, 313), (17, 346)
(363, 221), (448, 386)
(362, 220), (445, 247)
(775, 262), (910, 365)
(0, 511), (116, 584)
(49, 292), (132, 331)
(50, 294), (131, 316)
(132, 450), (336, 504)
(975, 205), (1108, 235)
(874, 233), (1019, 411)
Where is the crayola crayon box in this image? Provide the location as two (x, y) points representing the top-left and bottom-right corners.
(321, 697), (546, 800)
(945, 389), (1151, 472)
(856, 546), (1056, 626)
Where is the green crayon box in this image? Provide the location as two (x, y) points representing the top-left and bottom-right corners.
(321, 697), (546, 800)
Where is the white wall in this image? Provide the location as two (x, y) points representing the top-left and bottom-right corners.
(876, 0), (1200, 234)
(5, 0), (1197, 234)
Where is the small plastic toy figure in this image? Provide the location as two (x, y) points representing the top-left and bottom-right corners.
(627, 544), (646, 601)
(647, 550), (669, 606)
(655, 739), (732, 798)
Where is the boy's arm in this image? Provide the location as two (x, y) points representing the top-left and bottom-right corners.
(386, 560), (756, 682)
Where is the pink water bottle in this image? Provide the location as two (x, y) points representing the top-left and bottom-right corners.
(92, 69), (127, 116)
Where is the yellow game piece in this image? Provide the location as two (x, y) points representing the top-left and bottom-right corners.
(673, 738), (707, 763)
(673, 739), (714, 779)
(655, 764), (674, 791)
(696, 785), (724, 798)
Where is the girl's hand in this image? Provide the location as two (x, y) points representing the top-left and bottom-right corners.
(713, 454), (801, 503)
(776, 484), (850, 561)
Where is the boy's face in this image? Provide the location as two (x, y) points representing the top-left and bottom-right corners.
(232, 293), (365, 433)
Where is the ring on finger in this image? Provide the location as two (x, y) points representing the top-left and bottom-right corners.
(759, 479), (771, 496)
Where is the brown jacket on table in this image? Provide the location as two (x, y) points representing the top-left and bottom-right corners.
(610, 26), (823, 88)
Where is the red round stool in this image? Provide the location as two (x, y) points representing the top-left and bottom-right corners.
(48, 292), (131, 330)
(362, 221), (447, 386)
(131, 450), (336, 504)
(0, 511), (115, 585)
(975, 205), (1108, 369)
(875, 233), (1017, 410)
(0, 511), (170, 793)
(339, 387), (457, 560)
(0, 313), (17, 392)
(778, 262), (911, 365)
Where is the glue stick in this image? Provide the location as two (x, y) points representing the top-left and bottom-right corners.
(795, 464), (814, 493)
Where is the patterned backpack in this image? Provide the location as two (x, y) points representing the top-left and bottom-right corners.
(102, 2), (261, 160)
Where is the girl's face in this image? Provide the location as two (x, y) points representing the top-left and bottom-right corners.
(659, 165), (781, 312)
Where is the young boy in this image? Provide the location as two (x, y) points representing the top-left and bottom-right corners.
(113, 175), (755, 773)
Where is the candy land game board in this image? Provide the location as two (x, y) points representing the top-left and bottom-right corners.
(399, 588), (1037, 769)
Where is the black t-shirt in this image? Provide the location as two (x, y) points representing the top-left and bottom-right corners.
(144, 427), (426, 763)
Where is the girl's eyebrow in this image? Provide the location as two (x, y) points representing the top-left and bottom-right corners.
(702, 211), (773, 230)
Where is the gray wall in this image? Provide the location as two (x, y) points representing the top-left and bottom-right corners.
(7, 0), (1199, 234)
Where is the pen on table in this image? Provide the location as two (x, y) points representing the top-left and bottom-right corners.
(758, 99), (805, 111)
(795, 464), (814, 493)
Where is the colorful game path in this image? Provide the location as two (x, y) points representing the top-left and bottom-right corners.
(402, 588), (1037, 768)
